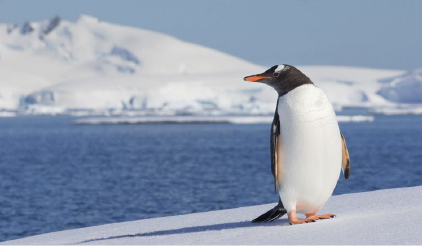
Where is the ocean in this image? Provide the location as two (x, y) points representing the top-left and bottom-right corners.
(0, 115), (421, 241)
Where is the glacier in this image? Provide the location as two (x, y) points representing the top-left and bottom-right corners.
(0, 15), (421, 116)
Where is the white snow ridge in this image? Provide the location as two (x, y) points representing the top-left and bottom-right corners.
(1, 15), (422, 116)
(3, 186), (421, 245)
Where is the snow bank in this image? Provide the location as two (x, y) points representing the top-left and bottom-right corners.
(3, 186), (421, 245)
(73, 115), (374, 125)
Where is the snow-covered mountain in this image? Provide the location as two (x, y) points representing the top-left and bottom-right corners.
(0, 15), (420, 116)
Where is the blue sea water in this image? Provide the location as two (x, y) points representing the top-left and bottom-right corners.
(0, 115), (421, 241)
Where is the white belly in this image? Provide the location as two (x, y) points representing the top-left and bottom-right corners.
(277, 84), (342, 214)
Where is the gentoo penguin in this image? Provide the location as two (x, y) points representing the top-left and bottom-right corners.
(244, 64), (350, 224)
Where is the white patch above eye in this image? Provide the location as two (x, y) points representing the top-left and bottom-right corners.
(275, 65), (286, 73)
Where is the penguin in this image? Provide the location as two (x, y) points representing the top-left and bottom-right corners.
(244, 64), (351, 224)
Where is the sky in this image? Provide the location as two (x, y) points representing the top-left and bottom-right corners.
(0, 0), (421, 70)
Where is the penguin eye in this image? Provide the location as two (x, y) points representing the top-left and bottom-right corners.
(273, 72), (280, 77)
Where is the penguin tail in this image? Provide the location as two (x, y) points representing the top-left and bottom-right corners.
(252, 202), (287, 223)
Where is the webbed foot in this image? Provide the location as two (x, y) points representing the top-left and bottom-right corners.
(305, 213), (336, 221)
(288, 210), (336, 225)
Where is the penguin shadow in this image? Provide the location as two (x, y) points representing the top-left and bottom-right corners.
(77, 219), (290, 244)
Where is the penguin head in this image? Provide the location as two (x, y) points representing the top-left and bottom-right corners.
(244, 64), (313, 95)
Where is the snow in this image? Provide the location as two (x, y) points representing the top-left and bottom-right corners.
(0, 15), (265, 115)
(0, 66), (53, 110)
(377, 67), (422, 103)
(298, 66), (404, 108)
(73, 116), (274, 125)
(371, 107), (422, 115)
(1, 15), (421, 116)
(0, 111), (16, 117)
(336, 115), (374, 122)
(73, 115), (374, 125)
(3, 186), (421, 245)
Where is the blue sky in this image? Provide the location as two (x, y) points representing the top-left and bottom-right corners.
(0, 0), (421, 70)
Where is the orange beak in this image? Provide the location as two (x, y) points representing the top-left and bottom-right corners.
(244, 76), (272, 82)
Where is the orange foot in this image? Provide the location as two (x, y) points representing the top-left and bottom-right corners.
(305, 213), (336, 221)
(288, 210), (336, 225)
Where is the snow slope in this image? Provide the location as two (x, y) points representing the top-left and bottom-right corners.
(2, 15), (421, 115)
(3, 186), (421, 245)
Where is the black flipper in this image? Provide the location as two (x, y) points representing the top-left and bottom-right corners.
(252, 199), (287, 223)
(252, 98), (286, 223)
(270, 98), (281, 192)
